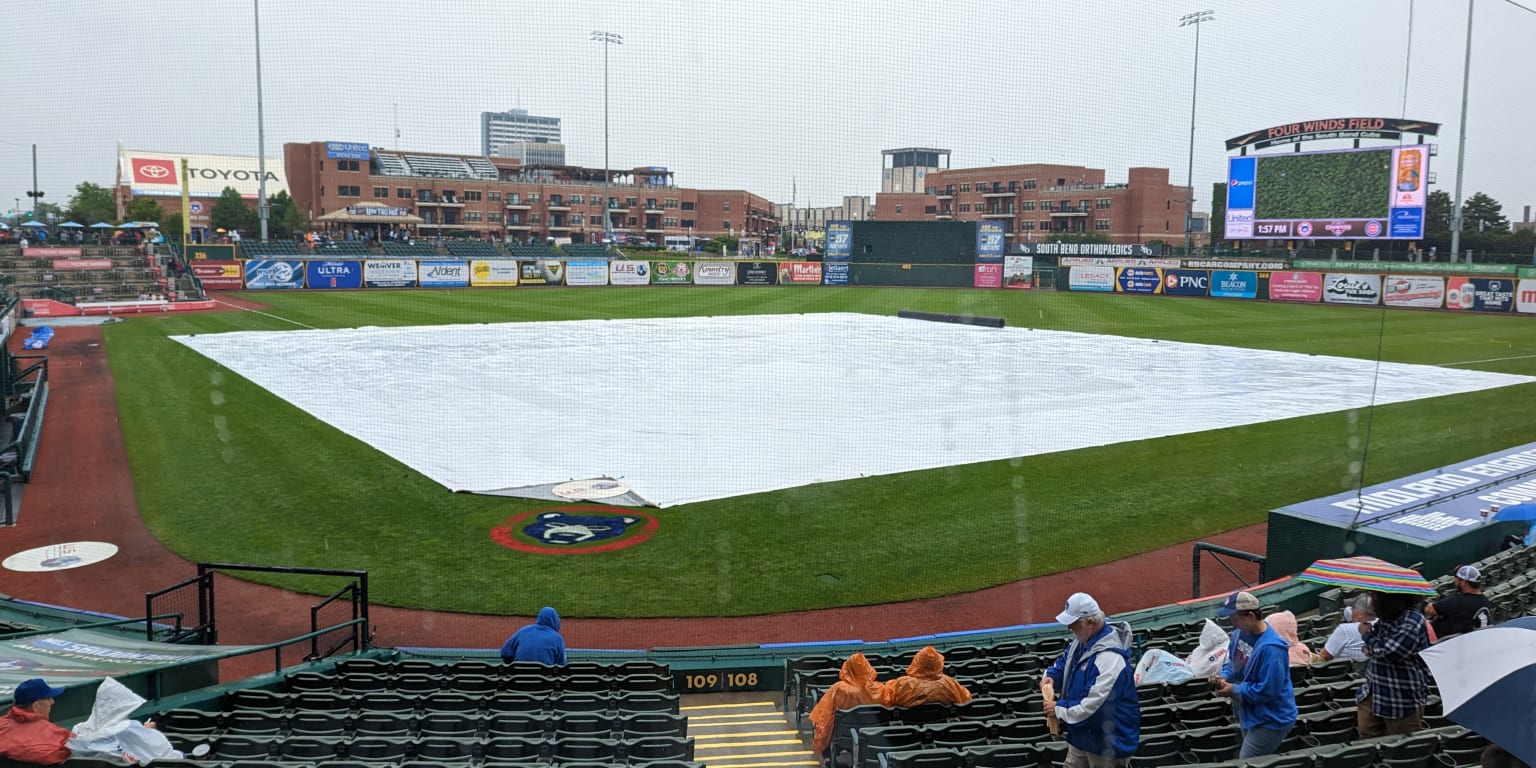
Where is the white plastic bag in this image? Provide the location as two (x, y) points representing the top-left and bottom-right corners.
(67, 678), (184, 765)
(1134, 648), (1194, 686)
(1185, 619), (1231, 679)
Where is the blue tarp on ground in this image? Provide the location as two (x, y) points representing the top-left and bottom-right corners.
(23, 327), (53, 350)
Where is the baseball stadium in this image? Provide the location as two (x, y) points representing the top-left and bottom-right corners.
(3, 3), (1536, 768)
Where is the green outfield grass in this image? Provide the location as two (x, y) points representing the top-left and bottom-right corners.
(104, 288), (1536, 617)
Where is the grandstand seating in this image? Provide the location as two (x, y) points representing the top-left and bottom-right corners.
(507, 244), (560, 260)
(240, 240), (309, 258)
(381, 242), (441, 257)
(0, 245), (165, 302)
(315, 242), (374, 256)
(559, 244), (615, 260)
(442, 240), (504, 258)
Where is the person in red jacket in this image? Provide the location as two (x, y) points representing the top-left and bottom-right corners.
(0, 679), (71, 765)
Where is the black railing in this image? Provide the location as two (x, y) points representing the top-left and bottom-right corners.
(146, 563), (370, 657)
(1191, 542), (1267, 599)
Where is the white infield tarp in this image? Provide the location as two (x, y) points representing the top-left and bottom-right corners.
(173, 313), (1534, 507)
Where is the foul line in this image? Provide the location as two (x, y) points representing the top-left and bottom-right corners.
(213, 298), (317, 330)
(1440, 353), (1536, 367)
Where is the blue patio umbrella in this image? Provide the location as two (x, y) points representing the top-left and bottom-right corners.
(57, 221), (84, 228)
(116, 222), (140, 229)
(89, 222), (115, 229)
(1421, 615), (1536, 767)
(20, 220), (48, 228)
(1494, 504), (1536, 524)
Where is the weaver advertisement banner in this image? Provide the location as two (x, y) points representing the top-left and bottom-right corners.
(1519, 280), (1536, 314)
(975, 221), (1006, 262)
(1161, 269), (1209, 297)
(651, 261), (692, 285)
(1068, 266), (1115, 292)
(1003, 256), (1034, 289)
(693, 261), (736, 286)
(363, 260), (417, 288)
(822, 262), (851, 286)
(243, 260), (305, 290)
(974, 263), (1003, 288)
(779, 262), (822, 284)
(419, 260), (469, 288)
(1115, 267), (1162, 294)
(1446, 277), (1515, 313)
(518, 260), (565, 286)
(737, 262), (779, 286)
(24, 247), (82, 258)
(609, 260), (651, 286)
(52, 260), (113, 270)
(1382, 275), (1445, 308)
(1268, 271), (1324, 303)
(1323, 273), (1382, 305)
(565, 260), (610, 286)
(191, 260), (242, 289)
(470, 260), (519, 287)
(305, 260), (363, 290)
(1210, 271), (1258, 299)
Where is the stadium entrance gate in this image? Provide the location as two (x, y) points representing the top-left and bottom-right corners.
(145, 562), (371, 660)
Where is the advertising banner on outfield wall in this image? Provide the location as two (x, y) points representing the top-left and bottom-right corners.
(243, 260), (305, 290)
(1068, 266), (1115, 292)
(779, 262), (822, 284)
(1161, 269), (1209, 297)
(826, 221), (852, 261)
(694, 261), (735, 286)
(1268, 271), (1323, 303)
(191, 260), (242, 289)
(1115, 267), (1162, 294)
(609, 260), (650, 286)
(1296, 259), (1518, 276)
(974, 263), (1003, 288)
(1004, 256), (1034, 289)
(1209, 271), (1258, 299)
(1184, 259), (1291, 271)
(565, 260), (610, 286)
(975, 221), (1006, 262)
(518, 260), (564, 286)
(305, 260), (362, 290)
(1446, 277), (1515, 313)
(419, 260), (469, 288)
(470, 260), (519, 287)
(1382, 275), (1445, 308)
(822, 262), (850, 286)
(364, 260), (417, 288)
(737, 262), (779, 286)
(651, 261), (692, 285)
(1323, 273), (1381, 305)
(1518, 280), (1536, 314)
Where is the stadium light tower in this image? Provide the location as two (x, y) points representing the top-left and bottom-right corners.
(1179, 9), (1214, 256)
(592, 31), (623, 241)
(254, 0), (270, 242)
(1449, 0), (1474, 263)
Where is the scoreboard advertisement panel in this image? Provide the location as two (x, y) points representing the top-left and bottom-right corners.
(1225, 145), (1428, 240)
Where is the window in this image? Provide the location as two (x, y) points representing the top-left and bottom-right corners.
(681, 219), (695, 228)
(530, 213), (541, 223)
(959, 203), (971, 212)
(465, 211), (483, 222)
(335, 159), (360, 172)
(1040, 220), (1052, 230)
(571, 214), (584, 225)
(1042, 201), (1055, 211)
(528, 193), (541, 203)
(488, 191), (501, 202)
(722, 201), (731, 211)
(895, 205), (903, 214)
(396, 187), (411, 199)
(338, 185), (361, 197)
(1024, 179), (1037, 190)
(681, 201), (695, 210)
(625, 197), (637, 207)
(508, 193), (522, 205)
(507, 213), (522, 225)
(664, 198), (678, 208)
(1095, 219), (1111, 231)
(569, 194), (584, 205)
(373, 186), (388, 198)
(664, 217), (679, 227)
(1021, 221), (1035, 231)
(487, 212), (501, 222)
(464, 191), (483, 202)
(317, 161), (324, 171)
(959, 184), (971, 192)
(1079, 199), (1091, 211)
(1008, 181), (1018, 192)
(1096, 198), (1112, 209)
(417, 189), (431, 201)
(1056, 178), (1066, 186)
(1022, 201), (1036, 211)
(925, 187), (937, 195)
(548, 194), (563, 206)
(628, 216), (638, 226)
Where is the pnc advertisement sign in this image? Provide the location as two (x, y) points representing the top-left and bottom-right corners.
(1161, 268), (1209, 297)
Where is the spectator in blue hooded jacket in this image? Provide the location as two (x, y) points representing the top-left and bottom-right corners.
(1043, 593), (1140, 768)
(1213, 591), (1297, 759)
(500, 606), (567, 665)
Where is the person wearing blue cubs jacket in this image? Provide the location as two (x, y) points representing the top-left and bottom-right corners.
(1043, 593), (1140, 768)
(1212, 591), (1298, 759)
(500, 606), (567, 666)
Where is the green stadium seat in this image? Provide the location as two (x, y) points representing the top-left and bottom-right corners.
(287, 672), (335, 694)
(1377, 733), (1441, 768)
(211, 737), (274, 760)
(447, 660), (500, 677)
(895, 703), (951, 726)
(393, 674), (441, 696)
(614, 692), (678, 714)
(554, 694), (613, 714)
(555, 712), (615, 736)
(983, 674), (1035, 698)
(1167, 678), (1213, 704)
(615, 673), (672, 694)
(1184, 726), (1242, 763)
(280, 738), (340, 761)
(506, 673), (559, 696)
(411, 738), (475, 762)
(562, 674), (612, 694)
(487, 712), (550, 739)
(1033, 741), (1069, 768)
(948, 659), (995, 678)
(155, 709), (219, 735)
(551, 737), (618, 763)
(1299, 709), (1356, 746)
(289, 712), (347, 737)
(926, 720), (989, 749)
(617, 711), (685, 738)
(623, 736), (694, 762)
(990, 715), (1051, 743)
(293, 692), (354, 714)
(969, 743), (1036, 768)
(340, 674), (389, 695)
(394, 660), (440, 676)
(1243, 754), (1316, 768)
(1314, 743), (1378, 768)
(483, 738), (544, 763)
(1135, 733), (1187, 767)
(486, 693), (547, 714)
(829, 704), (896, 761)
(352, 713), (411, 738)
(983, 642), (1028, 659)
(996, 655), (1043, 675)
(446, 674), (498, 696)
(337, 659), (393, 677)
(227, 689), (289, 711)
(345, 738), (411, 762)
(950, 698), (1006, 721)
(854, 725), (925, 768)
(1174, 699), (1231, 729)
(421, 692), (482, 715)
(224, 711), (283, 737)
(356, 693), (418, 715)
(614, 660), (668, 677)
(417, 712), (478, 738)
(879, 748), (965, 768)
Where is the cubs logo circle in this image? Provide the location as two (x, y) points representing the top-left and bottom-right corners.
(1296, 221), (1313, 237)
(1364, 220), (1382, 237)
(491, 505), (658, 555)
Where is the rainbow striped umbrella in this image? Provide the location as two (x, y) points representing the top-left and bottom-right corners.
(1297, 555), (1436, 595)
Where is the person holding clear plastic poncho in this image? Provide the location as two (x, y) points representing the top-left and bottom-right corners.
(65, 677), (206, 765)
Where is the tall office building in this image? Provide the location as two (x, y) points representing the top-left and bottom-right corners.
(481, 108), (561, 156)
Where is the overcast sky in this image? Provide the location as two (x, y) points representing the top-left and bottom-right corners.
(2, 0), (1533, 219)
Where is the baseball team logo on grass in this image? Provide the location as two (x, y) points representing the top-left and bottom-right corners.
(491, 506), (659, 555)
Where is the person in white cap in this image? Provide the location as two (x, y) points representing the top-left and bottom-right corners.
(1424, 565), (1491, 639)
(1041, 593), (1139, 768)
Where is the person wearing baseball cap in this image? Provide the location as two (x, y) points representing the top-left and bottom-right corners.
(1041, 593), (1139, 767)
(1425, 565), (1492, 639)
(0, 678), (71, 765)
(1212, 591), (1297, 759)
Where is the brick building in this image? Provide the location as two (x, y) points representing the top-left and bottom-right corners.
(283, 141), (778, 244)
(874, 160), (1200, 246)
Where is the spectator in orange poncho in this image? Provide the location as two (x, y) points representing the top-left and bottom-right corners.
(880, 646), (972, 708)
(809, 653), (886, 757)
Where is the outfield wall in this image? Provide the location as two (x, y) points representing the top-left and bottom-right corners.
(196, 257), (1536, 315)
